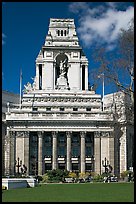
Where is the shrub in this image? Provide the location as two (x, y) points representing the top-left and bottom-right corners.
(93, 174), (103, 182)
(41, 173), (49, 183)
(2, 186), (7, 190)
(68, 172), (77, 179)
(121, 171), (129, 180)
(44, 169), (69, 183)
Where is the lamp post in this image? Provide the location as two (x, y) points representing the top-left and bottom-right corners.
(102, 157), (109, 174)
(15, 157), (22, 176)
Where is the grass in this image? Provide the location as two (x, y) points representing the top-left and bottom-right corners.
(2, 183), (134, 202)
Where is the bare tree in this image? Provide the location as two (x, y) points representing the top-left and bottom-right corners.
(89, 19), (134, 175)
(90, 18), (134, 103)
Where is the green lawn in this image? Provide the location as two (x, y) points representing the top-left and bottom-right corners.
(2, 183), (134, 202)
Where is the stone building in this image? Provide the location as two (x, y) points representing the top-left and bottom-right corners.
(2, 91), (20, 175)
(4, 18), (133, 177)
(104, 92), (134, 175)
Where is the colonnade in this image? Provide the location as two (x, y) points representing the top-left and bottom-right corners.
(4, 130), (114, 176)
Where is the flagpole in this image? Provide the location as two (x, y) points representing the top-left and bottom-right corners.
(20, 69), (22, 110)
(102, 73), (104, 111)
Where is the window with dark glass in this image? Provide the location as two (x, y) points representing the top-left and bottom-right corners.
(60, 107), (64, 111)
(46, 107), (51, 111)
(86, 135), (92, 143)
(85, 163), (92, 171)
(32, 107), (38, 112)
(72, 146), (79, 157)
(45, 146), (52, 156)
(45, 135), (52, 144)
(61, 30), (63, 36)
(45, 163), (52, 170)
(29, 133), (38, 175)
(72, 135), (79, 143)
(86, 107), (91, 111)
(73, 107), (78, 111)
(58, 146), (66, 157)
(86, 146), (92, 157)
(39, 64), (42, 90)
(64, 30), (67, 36)
(58, 134), (65, 143)
(72, 163), (79, 171)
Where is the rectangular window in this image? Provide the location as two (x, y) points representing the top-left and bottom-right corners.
(60, 107), (64, 111)
(72, 146), (79, 157)
(85, 135), (92, 143)
(86, 107), (91, 111)
(58, 146), (66, 157)
(72, 135), (79, 143)
(45, 146), (52, 156)
(73, 107), (78, 111)
(85, 146), (92, 157)
(72, 163), (79, 171)
(82, 65), (85, 90)
(45, 163), (52, 170)
(85, 163), (92, 171)
(45, 135), (52, 144)
(46, 107), (51, 111)
(73, 52), (78, 57)
(58, 135), (65, 143)
(32, 107), (38, 112)
(39, 64), (42, 90)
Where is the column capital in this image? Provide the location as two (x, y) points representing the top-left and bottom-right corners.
(80, 131), (86, 138)
(24, 131), (29, 137)
(94, 131), (101, 138)
(10, 131), (16, 136)
(52, 131), (58, 138)
(38, 131), (44, 138)
(66, 131), (72, 138)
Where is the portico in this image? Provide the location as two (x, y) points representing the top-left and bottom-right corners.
(5, 127), (114, 176)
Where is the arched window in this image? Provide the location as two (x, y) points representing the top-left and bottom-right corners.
(64, 30), (67, 36)
(58, 30), (60, 36)
(61, 30), (63, 36)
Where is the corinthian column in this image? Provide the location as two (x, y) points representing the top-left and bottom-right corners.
(38, 131), (43, 175)
(80, 132), (86, 173)
(52, 131), (57, 170)
(66, 131), (72, 171)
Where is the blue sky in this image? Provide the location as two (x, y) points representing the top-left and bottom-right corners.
(2, 2), (134, 95)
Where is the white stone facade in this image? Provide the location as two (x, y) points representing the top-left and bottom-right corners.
(2, 91), (20, 176)
(3, 18), (133, 177)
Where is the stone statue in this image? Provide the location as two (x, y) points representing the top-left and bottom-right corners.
(23, 82), (32, 93)
(56, 58), (69, 90)
(31, 76), (36, 90)
(23, 77), (36, 93)
(59, 59), (67, 78)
